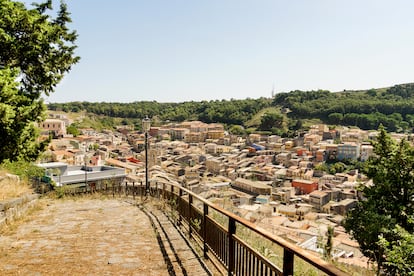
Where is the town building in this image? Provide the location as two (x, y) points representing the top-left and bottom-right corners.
(337, 143), (360, 160)
(39, 118), (67, 137)
(38, 162), (126, 187)
(291, 179), (318, 195)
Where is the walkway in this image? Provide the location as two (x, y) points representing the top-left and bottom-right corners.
(0, 197), (214, 276)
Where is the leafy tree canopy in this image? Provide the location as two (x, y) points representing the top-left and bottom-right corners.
(259, 112), (284, 131)
(344, 126), (414, 274)
(273, 84), (414, 132)
(47, 83), (414, 134)
(0, 0), (79, 162)
(66, 123), (80, 137)
(48, 98), (272, 128)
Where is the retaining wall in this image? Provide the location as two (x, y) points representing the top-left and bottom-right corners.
(0, 194), (40, 228)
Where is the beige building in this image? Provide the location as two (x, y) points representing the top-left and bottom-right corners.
(171, 128), (189, 141)
(185, 132), (205, 143)
(304, 134), (322, 147)
(207, 130), (224, 140)
(205, 157), (222, 175)
(39, 119), (66, 137)
(205, 143), (218, 155)
(360, 144), (374, 161)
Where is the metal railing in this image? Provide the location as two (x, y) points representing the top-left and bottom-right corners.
(49, 181), (349, 276)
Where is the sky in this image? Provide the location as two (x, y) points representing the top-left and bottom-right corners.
(38, 0), (414, 103)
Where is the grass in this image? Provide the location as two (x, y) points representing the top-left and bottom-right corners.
(47, 186), (115, 200)
(0, 199), (45, 235)
(0, 170), (33, 201)
(245, 106), (282, 128)
(301, 118), (324, 128)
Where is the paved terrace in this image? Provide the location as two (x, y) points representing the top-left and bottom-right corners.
(0, 198), (214, 276)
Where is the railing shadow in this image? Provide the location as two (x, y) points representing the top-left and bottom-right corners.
(41, 181), (349, 276)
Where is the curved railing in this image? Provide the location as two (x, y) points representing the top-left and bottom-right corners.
(55, 181), (349, 276)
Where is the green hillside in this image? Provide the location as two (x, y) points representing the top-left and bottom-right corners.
(48, 83), (414, 134)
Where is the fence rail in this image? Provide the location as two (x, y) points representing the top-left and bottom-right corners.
(44, 181), (348, 276)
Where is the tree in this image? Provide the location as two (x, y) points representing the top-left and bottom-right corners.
(344, 126), (414, 275)
(324, 226), (334, 260)
(229, 125), (245, 135)
(377, 225), (414, 275)
(327, 113), (343, 124)
(66, 123), (80, 137)
(259, 112), (284, 131)
(0, 0), (79, 162)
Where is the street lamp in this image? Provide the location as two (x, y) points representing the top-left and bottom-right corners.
(142, 116), (151, 196)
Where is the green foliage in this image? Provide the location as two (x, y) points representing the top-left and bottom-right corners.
(377, 225), (414, 275)
(47, 83), (414, 133)
(0, 0), (80, 96)
(66, 123), (80, 136)
(259, 112), (284, 131)
(344, 126), (414, 275)
(324, 226), (334, 260)
(228, 125), (245, 135)
(314, 163), (328, 172)
(48, 98), (272, 128)
(168, 198), (179, 222)
(0, 0), (79, 162)
(89, 143), (99, 151)
(190, 218), (201, 232)
(0, 68), (49, 161)
(315, 159), (362, 175)
(273, 84), (414, 131)
(244, 106), (280, 128)
(1, 159), (45, 180)
(54, 186), (66, 199)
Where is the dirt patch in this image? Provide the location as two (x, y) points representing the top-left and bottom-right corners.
(0, 198), (169, 275)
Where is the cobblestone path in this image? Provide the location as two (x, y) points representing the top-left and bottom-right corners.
(0, 198), (213, 276)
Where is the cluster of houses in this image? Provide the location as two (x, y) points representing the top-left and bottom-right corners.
(38, 113), (413, 263)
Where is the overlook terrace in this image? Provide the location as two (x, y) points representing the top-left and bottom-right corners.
(38, 116), (414, 269)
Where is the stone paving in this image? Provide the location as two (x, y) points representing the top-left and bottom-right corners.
(0, 197), (213, 276)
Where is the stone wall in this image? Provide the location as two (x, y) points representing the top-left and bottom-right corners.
(0, 194), (39, 228)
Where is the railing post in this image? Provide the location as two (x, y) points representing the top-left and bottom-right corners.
(132, 182), (135, 200)
(178, 188), (183, 225)
(170, 185), (174, 215)
(228, 217), (236, 276)
(283, 248), (294, 276)
(140, 181), (143, 201)
(162, 183), (166, 209)
(162, 182), (165, 200)
(203, 203), (208, 259)
(188, 194), (193, 237)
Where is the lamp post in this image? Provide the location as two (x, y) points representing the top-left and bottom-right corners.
(142, 116), (151, 196)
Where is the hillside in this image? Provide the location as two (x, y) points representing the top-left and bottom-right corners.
(273, 83), (414, 131)
(48, 83), (414, 133)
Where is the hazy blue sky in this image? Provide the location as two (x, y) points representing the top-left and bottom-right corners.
(41, 0), (414, 103)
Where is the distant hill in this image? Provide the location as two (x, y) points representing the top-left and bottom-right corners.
(273, 83), (414, 132)
(48, 83), (414, 133)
